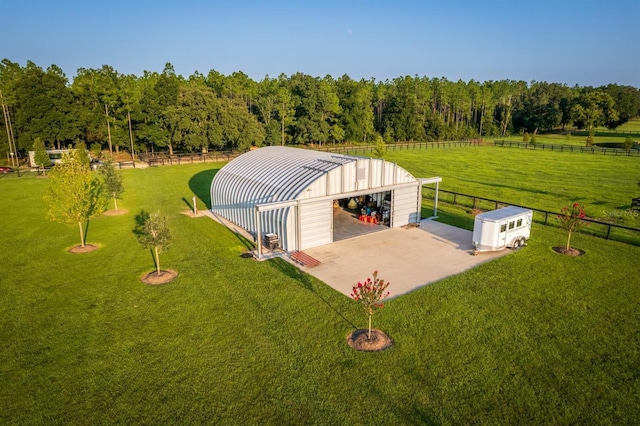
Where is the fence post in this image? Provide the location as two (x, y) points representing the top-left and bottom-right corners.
(606, 224), (612, 240)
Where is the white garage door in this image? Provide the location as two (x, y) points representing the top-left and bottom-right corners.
(391, 185), (420, 228)
(299, 200), (333, 250)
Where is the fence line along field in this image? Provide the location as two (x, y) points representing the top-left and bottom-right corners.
(384, 146), (639, 226)
(0, 150), (638, 424)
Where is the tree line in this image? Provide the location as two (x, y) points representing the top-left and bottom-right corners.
(1, 58), (639, 159)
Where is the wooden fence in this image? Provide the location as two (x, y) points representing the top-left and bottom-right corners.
(139, 151), (241, 165)
(424, 187), (640, 246)
(493, 140), (640, 156)
(313, 139), (482, 155)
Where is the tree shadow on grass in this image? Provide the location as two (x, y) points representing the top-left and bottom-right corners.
(181, 197), (194, 211)
(266, 256), (357, 329)
(132, 210), (150, 239)
(83, 221), (91, 245)
(188, 168), (220, 210)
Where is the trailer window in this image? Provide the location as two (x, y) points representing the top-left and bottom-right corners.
(517, 218), (522, 227)
(500, 224), (507, 233)
(508, 221), (515, 230)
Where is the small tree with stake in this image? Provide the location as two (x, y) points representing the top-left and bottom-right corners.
(33, 137), (51, 176)
(136, 211), (172, 275)
(98, 158), (124, 211)
(351, 271), (390, 340)
(557, 202), (589, 252)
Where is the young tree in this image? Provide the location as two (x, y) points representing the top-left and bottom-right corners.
(135, 211), (172, 275)
(350, 271), (390, 340)
(557, 202), (589, 251)
(98, 158), (124, 211)
(372, 134), (387, 158)
(43, 142), (105, 247)
(32, 137), (51, 175)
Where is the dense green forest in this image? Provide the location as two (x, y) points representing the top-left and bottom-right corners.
(1, 59), (639, 158)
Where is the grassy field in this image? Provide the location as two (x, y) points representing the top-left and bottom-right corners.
(1, 152), (639, 424)
(384, 146), (640, 240)
(616, 117), (640, 133)
(495, 130), (638, 146)
(491, 118), (640, 146)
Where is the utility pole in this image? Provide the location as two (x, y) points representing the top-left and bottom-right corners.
(105, 103), (113, 155)
(127, 109), (135, 166)
(1, 90), (17, 168)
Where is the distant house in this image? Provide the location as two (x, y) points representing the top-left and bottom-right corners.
(28, 149), (70, 168)
(28, 149), (91, 168)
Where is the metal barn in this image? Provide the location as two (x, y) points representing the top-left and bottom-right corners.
(210, 146), (441, 257)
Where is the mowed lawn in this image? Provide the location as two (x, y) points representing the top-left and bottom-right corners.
(494, 121), (640, 146)
(385, 146), (640, 236)
(1, 153), (639, 424)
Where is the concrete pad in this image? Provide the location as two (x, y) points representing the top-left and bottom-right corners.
(203, 210), (513, 298)
(301, 219), (512, 298)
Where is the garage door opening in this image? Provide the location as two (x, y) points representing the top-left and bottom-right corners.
(333, 192), (391, 242)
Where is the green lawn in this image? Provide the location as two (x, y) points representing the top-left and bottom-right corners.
(614, 117), (640, 133)
(1, 156), (639, 424)
(385, 146), (640, 239)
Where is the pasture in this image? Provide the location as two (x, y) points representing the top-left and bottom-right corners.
(1, 148), (639, 424)
(496, 120), (640, 146)
(385, 146), (640, 234)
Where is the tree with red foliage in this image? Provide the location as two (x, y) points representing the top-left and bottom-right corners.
(557, 202), (589, 251)
(350, 271), (390, 340)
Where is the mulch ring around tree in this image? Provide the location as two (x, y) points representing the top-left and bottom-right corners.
(347, 329), (394, 352)
(141, 269), (178, 285)
(181, 210), (203, 218)
(68, 244), (99, 254)
(103, 209), (129, 216)
(552, 247), (586, 256)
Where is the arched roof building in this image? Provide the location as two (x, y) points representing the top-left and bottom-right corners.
(211, 146), (440, 257)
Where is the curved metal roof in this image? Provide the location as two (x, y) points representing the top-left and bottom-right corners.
(210, 146), (419, 241)
(212, 146), (357, 207)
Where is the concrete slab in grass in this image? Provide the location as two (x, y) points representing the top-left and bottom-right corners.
(301, 219), (513, 298)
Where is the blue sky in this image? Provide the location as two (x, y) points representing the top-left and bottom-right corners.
(1, 0), (639, 86)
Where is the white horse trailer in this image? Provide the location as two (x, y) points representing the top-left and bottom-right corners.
(472, 206), (532, 254)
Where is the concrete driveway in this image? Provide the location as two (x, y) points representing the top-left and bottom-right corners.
(301, 219), (513, 298)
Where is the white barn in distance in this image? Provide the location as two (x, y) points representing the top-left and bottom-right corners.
(210, 146), (441, 257)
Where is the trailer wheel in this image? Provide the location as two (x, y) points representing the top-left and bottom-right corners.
(512, 239), (520, 249)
